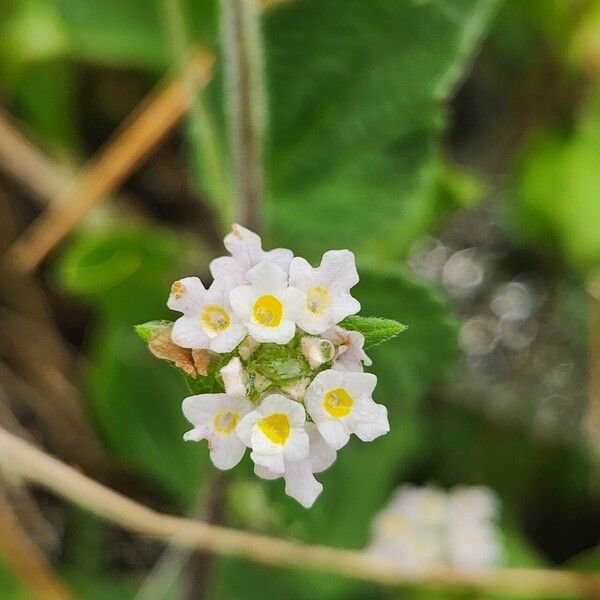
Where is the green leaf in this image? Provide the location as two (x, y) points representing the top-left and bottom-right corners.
(55, 0), (217, 70)
(340, 315), (407, 349)
(267, 0), (500, 260)
(511, 96), (600, 272)
(134, 319), (173, 343)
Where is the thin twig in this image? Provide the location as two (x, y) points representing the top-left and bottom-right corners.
(220, 0), (266, 232)
(0, 427), (598, 598)
(5, 49), (214, 274)
(0, 108), (71, 204)
(0, 489), (76, 600)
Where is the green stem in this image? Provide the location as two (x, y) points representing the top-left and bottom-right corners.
(219, 0), (266, 233)
(161, 0), (232, 229)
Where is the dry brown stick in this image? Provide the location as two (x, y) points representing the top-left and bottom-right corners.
(0, 426), (599, 598)
(0, 489), (76, 600)
(0, 108), (71, 204)
(5, 49), (215, 274)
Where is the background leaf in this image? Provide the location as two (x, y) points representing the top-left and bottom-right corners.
(56, 224), (209, 505)
(266, 0), (500, 260)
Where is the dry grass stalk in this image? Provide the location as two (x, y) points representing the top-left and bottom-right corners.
(0, 425), (599, 598)
(0, 108), (71, 204)
(5, 49), (215, 274)
(0, 489), (76, 600)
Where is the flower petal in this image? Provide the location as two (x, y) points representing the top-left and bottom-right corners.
(283, 460), (323, 508)
(209, 256), (246, 284)
(320, 250), (359, 288)
(316, 419), (350, 450)
(209, 324), (247, 353)
(247, 320), (296, 344)
(267, 248), (294, 274)
(282, 427), (310, 462)
(210, 434), (247, 470)
(306, 423), (337, 473)
(250, 449), (285, 474)
(229, 285), (256, 320)
(247, 260), (288, 292)
(254, 464), (280, 481)
(168, 277), (207, 313)
(171, 316), (210, 349)
(354, 404), (390, 442)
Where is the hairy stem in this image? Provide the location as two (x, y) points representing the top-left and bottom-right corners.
(219, 0), (266, 232)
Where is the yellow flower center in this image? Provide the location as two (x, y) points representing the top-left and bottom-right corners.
(200, 304), (230, 333)
(306, 285), (330, 315)
(212, 410), (239, 434)
(253, 295), (283, 327)
(258, 413), (290, 445)
(323, 387), (353, 418)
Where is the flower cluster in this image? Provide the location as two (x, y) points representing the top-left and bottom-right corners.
(167, 225), (390, 508)
(369, 484), (502, 572)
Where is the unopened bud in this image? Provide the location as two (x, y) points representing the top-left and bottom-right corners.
(220, 357), (246, 396)
(300, 336), (335, 368)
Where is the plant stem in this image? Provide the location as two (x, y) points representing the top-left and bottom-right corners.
(2, 426), (600, 598)
(180, 474), (227, 600)
(219, 0), (266, 232)
(134, 474), (225, 600)
(162, 0), (232, 229)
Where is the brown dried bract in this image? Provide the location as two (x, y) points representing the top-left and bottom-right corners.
(170, 280), (186, 300)
(191, 349), (211, 377)
(148, 325), (197, 377)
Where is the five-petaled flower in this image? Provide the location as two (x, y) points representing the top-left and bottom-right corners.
(304, 369), (389, 450)
(229, 261), (305, 344)
(236, 394), (309, 474)
(289, 250), (361, 334)
(169, 276), (247, 353)
(182, 393), (252, 470)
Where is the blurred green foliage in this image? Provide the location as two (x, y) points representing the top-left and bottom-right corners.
(56, 225), (209, 505)
(2, 0), (600, 598)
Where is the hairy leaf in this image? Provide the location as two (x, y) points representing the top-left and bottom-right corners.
(340, 315), (407, 349)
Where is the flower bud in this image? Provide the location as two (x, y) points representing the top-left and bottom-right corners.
(300, 336), (335, 368)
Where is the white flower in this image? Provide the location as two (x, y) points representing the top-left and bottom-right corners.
(236, 394), (309, 474)
(323, 326), (372, 372)
(447, 486), (498, 524)
(168, 276), (246, 353)
(369, 484), (502, 573)
(304, 369), (388, 450)
(254, 423), (336, 508)
(229, 260), (305, 344)
(289, 250), (361, 334)
(182, 393), (252, 470)
(210, 224), (293, 284)
(220, 357), (246, 396)
(389, 484), (447, 528)
(446, 523), (501, 571)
